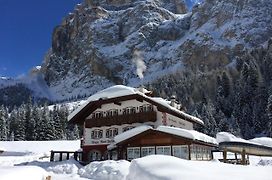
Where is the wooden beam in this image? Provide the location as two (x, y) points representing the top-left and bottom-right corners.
(223, 149), (227, 163)
(188, 145), (191, 160)
(113, 101), (122, 106)
(136, 98), (143, 102)
(50, 151), (54, 162)
(59, 153), (63, 161)
(241, 149), (246, 165)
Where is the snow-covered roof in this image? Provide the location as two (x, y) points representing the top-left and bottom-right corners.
(114, 125), (153, 144)
(68, 85), (150, 121)
(250, 137), (272, 148)
(157, 126), (218, 145)
(216, 132), (272, 148)
(68, 85), (203, 125)
(111, 125), (217, 147)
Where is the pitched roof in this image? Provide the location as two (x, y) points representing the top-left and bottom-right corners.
(68, 85), (204, 125)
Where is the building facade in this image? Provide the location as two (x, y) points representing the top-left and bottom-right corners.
(68, 85), (213, 162)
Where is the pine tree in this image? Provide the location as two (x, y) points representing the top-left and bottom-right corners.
(52, 105), (64, 140)
(14, 107), (26, 141)
(266, 95), (272, 137)
(199, 102), (218, 136)
(0, 105), (8, 140)
(24, 98), (36, 140)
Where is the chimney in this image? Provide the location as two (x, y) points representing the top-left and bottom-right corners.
(170, 95), (176, 108)
(138, 84), (145, 93)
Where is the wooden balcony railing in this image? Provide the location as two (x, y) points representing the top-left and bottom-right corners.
(85, 111), (157, 128)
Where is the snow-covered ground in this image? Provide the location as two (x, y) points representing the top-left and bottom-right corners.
(1, 140), (272, 180)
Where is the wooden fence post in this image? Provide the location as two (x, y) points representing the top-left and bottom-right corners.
(50, 151), (54, 162)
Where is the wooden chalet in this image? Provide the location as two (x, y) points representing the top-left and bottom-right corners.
(68, 85), (216, 162)
(108, 126), (217, 161)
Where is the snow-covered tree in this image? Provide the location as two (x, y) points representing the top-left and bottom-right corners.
(0, 105), (8, 140)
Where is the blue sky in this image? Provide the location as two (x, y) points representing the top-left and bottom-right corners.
(0, 0), (82, 77)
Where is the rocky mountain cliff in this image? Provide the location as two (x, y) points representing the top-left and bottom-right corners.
(1, 0), (272, 137)
(40, 0), (272, 100)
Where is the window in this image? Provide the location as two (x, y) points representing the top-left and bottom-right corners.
(113, 109), (118, 116)
(172, 145), (189, 159)
(127, 147), (140, 160)
(190, 145), (211, 160)
(140, 104), (153, 112)
(89, 150), (101, 161)
(123, 107), (136, 115)
(91, 129), (103, 139)
(108, 150), (118, 160)
(156, 146), (171, 156)
(141, 147), (155, 157)
(94, 111), (103, 118)
(106, 128), (118, 138)
(190, 145), (197, 160)
(131, 107), (136, 114)
(123, 126), (135, 132)
(139, 106), (143, 112)
(146, 104), (153, 111)
(106, 109), (118, 117)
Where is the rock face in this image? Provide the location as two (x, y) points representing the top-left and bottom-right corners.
(1, 0), (271, 102)
(39, 0), (272, 100)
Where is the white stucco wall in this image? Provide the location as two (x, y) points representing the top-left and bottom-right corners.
(84, 122), (156, 145)
(83, 99), (194, 146)
(155, 112), (193, 130)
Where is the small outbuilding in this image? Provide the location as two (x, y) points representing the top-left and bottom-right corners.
(217, 132), (272, 165)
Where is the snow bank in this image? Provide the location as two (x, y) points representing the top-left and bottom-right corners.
(78, 160), (130, 180)
(0, 140), (80, 155)
(26, 159), (82, 174)
(127, 155), (272, 180)
(0, 166), (48, 180)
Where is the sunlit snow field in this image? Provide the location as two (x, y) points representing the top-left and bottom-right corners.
(0, 140), (272, 180)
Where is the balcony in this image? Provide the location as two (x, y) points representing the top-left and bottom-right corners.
(85, 111), (157, 128)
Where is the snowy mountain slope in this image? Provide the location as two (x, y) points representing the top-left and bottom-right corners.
(1, 0), (272, 104)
